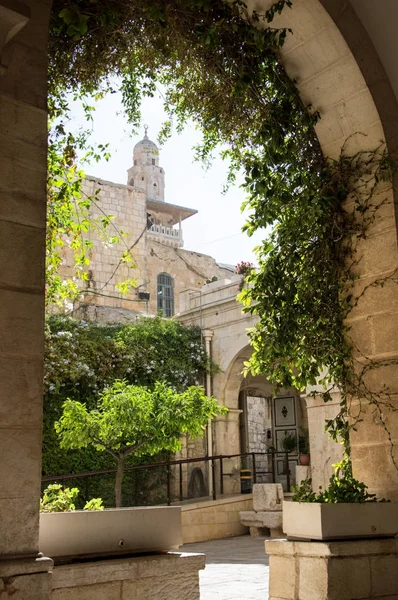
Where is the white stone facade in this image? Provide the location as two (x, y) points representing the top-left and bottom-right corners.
(60, 133), (234, 320)
(179, 278), (308, 491)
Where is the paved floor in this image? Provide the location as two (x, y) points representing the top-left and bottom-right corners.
(183, 535), (270, 600)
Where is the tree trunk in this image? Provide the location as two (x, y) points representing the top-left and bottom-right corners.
(115, 455), (124, 508)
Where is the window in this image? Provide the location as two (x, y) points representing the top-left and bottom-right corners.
(157, 273), (174, 317)
(134, 159), (137, 166)
(152, 158), (155, 165)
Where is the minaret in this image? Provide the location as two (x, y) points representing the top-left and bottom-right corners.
(127, 126), (165, 201)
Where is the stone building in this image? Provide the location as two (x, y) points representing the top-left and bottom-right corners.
(64, 127), (234, 323)
(3, 0), (398, 598)
(179, 276), (309, 495)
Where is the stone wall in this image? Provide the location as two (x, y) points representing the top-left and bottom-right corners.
(59, 177), (232, 319)
(179, 278), (309, 489)
(251, 0), (398, 499)
(266, 538), (398, 600)
(146, 241), (233, 316)
(0, 0), (53, 595)
(181, 495), (253, 543)
(0, 0), (51, 562)
(60, 177), (148, 314)
(305, 391), (343, 492)
(52, 552), (205, 600)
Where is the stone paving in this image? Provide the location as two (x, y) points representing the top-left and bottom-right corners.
(183, 535), (270, 600)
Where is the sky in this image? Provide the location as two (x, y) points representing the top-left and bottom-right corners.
(69, 87), (266, 267)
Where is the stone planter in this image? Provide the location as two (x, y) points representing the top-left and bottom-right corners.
(40, 506), (182, 560)
(283, 500), (398, 540)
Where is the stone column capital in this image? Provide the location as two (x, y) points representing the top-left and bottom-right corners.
(202, 329), (214, 341)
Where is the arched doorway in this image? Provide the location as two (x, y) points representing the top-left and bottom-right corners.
(220, 345), (307, 490)
(2, 3), (398, 594)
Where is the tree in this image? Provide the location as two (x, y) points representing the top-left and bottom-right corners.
(55, 379), (226, 507)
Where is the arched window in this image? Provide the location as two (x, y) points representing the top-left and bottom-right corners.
(157, 273), (174, 317)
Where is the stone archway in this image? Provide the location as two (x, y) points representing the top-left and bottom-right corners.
(216, 344), (307, 488)
(2, 1), (398, 593)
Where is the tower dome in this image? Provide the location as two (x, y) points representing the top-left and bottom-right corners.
(133, 125), (158, 153)
(132, 125), (159, 167)
(127, 126), (165, 201)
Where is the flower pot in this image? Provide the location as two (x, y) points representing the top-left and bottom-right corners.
(283, 500), (398, 540)
(39, 506), (182, 560)
(299, 453), (310, 466)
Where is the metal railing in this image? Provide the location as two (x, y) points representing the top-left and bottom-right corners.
(42, 451), (294, 506)
(148, 223), (182, 242)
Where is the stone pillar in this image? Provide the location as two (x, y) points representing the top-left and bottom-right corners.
(213, 408), (241, 494)
(266, 538), (398, 600)
(346, 182), (398, 500)
(295, 465), (310, 486)
(305, 391), (343, 492)
(203, 329), (214, 495)
(0, 0), (53, 596)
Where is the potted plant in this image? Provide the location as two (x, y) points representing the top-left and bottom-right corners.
(281, 432), (297, 454)
(40, 379), (225, 560)
(298, 428), (310, 466)
(39, 484), (182, 559)
(283, 459), (398, 540)
(235, 261), (254, 291)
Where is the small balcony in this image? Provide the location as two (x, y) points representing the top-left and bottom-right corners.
(148, 223), (183, 247)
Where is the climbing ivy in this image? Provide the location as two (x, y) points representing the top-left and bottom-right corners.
(47, 1), (397, 472)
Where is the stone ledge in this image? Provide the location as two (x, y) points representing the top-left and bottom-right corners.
(0, 556), (53, 578)
(240, 511), (282, 529)
(181, 494), (252, 512)
(52, 552), (205, 589)
(266, 537), (398, 558)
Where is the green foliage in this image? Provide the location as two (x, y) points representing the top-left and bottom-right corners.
(40, 483), (104, 511)
(298, 428), (309, 455)
(281, 432), (297, 453)
(40, 483), (79, 512)
(55, 378), (226, 505)
(43, 315), (214, 504)
(44, 315), (208, 400)
(292, 459), (381, 503)
(47, 1), (396, 470)
(56, 379), (225, 457)
(83, 497), (104, 511)
(47, 89), (136, 307)
(47, 0), (344, 394)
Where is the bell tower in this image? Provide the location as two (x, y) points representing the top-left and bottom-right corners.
(127, 125), (165, 201)
(127, 126), (197, 249)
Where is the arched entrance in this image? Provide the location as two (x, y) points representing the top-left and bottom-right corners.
(2, 2), (398, 594)
(221, 345), (307, 490)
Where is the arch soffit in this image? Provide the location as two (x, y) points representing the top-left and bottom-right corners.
(249, 0), (391, 159)
(219, 344), (252, 402)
